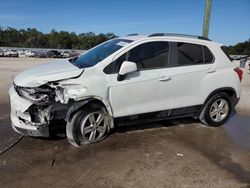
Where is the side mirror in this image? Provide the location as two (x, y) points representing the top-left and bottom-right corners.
(117, 61), (137, 81)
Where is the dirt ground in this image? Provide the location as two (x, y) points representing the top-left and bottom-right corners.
(0, 57), (250, 188)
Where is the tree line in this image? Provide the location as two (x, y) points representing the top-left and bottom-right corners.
(0, 26), (249, 54)
(226, 39), (250, 55)
(0, 27), (116, 50)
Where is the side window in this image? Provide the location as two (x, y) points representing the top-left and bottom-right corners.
(220, 46), (232, 62)
(103, 41), (169, 74)
(113, 53), (127, 73)
(103, 53), (125, 74)
(176, 43), (203, 66)
(203, 46), (214, 63)
(128, 42), (169, 70)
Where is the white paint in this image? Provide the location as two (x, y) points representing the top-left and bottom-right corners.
(14, 59), (83, 87)
(118, 61), (137, 75)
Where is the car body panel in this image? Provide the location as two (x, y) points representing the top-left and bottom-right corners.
(14, 59), (84, 87)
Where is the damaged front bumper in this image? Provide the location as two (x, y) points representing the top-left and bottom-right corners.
(9, 86), (50, 137)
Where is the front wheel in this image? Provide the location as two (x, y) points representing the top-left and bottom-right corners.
(199, 93), (232, 126)
(66, 104), (110, 146)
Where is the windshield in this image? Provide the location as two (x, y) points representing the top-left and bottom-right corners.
(70, 39), (132, 68)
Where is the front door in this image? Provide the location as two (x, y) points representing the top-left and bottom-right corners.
(108, 41), (171, 118)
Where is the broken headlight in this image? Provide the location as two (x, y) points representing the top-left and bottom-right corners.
(15, 84), (55, 105)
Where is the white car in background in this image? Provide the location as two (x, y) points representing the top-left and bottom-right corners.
(61, 51), (70, 58)
(4, 50), (19, 57)
(9, 33), (242, 147)
(17, 50), (25, 57)
(25, 50), (36, 57)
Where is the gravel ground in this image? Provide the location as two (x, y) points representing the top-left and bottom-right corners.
(0, 57), (250, 188)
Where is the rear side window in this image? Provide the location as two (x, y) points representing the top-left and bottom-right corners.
(177, 43), (204, 65)
(175, 42), (214, 66)
(220, 46), (232, 62)
(203, 46), (214, 63)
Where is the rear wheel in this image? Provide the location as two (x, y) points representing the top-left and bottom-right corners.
(199, 93), (232, 126)
(66, 104), (110, 146)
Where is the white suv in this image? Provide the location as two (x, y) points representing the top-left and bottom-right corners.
(9, 33), (242, 146)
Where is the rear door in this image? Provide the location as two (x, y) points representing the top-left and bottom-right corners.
(164, 42), (215, 109)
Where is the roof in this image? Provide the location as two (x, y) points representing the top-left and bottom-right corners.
(120, 33), (215, 44)
(121, 34), (147, 41)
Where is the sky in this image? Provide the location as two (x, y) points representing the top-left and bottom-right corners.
(0, 0), (249, 45)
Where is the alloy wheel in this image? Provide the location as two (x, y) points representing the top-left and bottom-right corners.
(209, 99), (229, 122)
(80, 111), (108, 143)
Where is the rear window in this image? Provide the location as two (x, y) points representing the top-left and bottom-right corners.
(220, 46), (232, 62)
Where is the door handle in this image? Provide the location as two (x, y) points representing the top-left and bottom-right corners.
(207, 68), (216, 73)
(159, 76), (172, 81)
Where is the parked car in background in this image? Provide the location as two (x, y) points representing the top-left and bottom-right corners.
(69, 50), (80, 57)
(24, 50), (29, 56)
(0, 49), (4, 57)
(18, 50), (25, 57)
(47, 50), (61, 58)
(25, 50), (36, 57)
(4, 50), (19, 57)
(61, 51), (70, 58)
(34, 51), (47, 58)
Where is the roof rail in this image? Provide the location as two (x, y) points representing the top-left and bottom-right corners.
(148, 33), (211, 41)
(126, 33), (139, 36)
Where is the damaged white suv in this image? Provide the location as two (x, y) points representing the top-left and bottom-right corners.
(9, 33), (242, 146)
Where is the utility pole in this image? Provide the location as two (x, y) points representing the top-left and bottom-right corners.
(202, 0), (212, 38)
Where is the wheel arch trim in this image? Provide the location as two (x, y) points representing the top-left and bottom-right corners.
(195, 87), (237, 118)
(65, 96), (114, 128)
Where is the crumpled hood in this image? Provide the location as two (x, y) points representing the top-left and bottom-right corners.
(14, 59), (84, 87)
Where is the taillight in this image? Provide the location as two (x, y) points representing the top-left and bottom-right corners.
(234, 67), (243, 82)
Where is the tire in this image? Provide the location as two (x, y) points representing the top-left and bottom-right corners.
(66, 103), (110, 147)
(199, 93), (232, 127)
